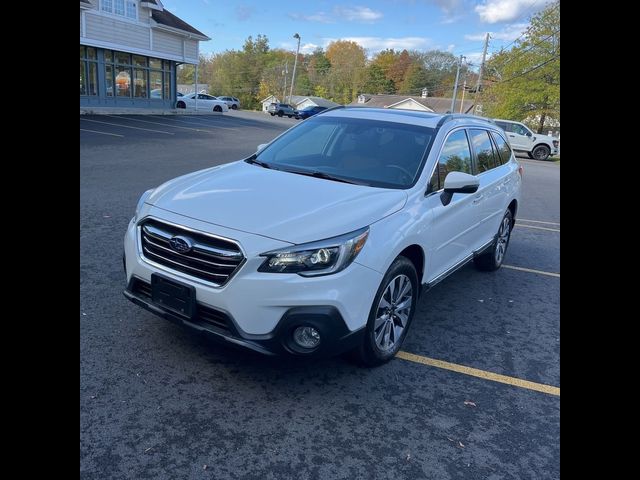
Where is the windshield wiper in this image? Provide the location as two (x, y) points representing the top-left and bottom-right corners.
(244, 154), (272, 169)
(285, 169), (367, 186)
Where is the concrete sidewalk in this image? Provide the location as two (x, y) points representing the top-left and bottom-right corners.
(80, 107), (224, 115)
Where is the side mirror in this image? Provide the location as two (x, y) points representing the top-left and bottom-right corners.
(525, 131), (532, 137)
(257, 143), (268, 152)
(440, 172), (479, 206)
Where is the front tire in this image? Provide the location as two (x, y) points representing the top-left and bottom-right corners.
(474, 209), (513, 271)
(231, 104), (238, 110)
(213, 105), (222, 112)
(176, 101), (186, 109)
(532, 145), (550, 161)
(351, 256), (418, 367)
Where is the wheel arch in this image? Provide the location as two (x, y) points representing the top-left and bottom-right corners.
(397, 245), (425, 286)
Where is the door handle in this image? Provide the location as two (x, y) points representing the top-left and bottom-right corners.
(508, 134), (515, 137)
(472, 194), (484, 204)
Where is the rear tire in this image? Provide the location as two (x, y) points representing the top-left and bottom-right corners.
(231, 104), (238, 110)
(527, 152), (534, 159)
(349, 256), (418, 367)
(277, 111), (284, 117)
(213, 105), (222, 112)
(176, 101), (186, 109)
(474, 209), (513, 272)
(270, 112), (275, 116)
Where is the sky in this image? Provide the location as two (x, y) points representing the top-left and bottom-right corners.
(163, 0), (555, 70)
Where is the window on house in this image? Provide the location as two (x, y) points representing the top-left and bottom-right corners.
(102, 0), (137, 19)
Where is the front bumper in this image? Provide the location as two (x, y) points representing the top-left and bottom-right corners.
(123, 212), (382, 356)
(124, 276), (365, 357)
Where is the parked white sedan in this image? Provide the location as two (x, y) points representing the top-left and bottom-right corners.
(176, 93), (229, 112)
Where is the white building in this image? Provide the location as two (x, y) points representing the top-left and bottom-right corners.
(80, 0), (210, 110)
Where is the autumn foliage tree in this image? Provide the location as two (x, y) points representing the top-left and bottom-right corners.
(483, 1), (560, 132)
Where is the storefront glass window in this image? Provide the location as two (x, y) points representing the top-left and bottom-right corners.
(134, 69), (147, 98)
(105, 65), (114, 96)
(150, 71), (163, 99)
(116, 66), (131, 97)
(80, 61), (87, 95)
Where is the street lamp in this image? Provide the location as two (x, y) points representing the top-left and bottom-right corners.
(289, 33), (301, 103)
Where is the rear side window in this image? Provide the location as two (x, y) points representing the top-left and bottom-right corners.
(490, 131), (512, 165)
(429, 130), (472, 192)
(469, 129), (498, 173)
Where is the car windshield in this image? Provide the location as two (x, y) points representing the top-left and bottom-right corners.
(255, 116), (435, 189)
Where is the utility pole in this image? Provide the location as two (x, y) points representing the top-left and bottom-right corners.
(194, 63), (198, 111)
(450, 55), (464, 113)
(459, 78), (467, 113)
(289, 33), (301, 103)
(474, 32), (490, 114)
(282, 61), (288, 103)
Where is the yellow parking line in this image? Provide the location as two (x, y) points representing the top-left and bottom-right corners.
(519, 219), (560, 226)
(80, 128), (123, 137)
(515, 224), (560, 232)
(396, 351), (560, 396)
(503, 264), (559, 277)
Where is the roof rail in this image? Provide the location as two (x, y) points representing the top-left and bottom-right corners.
(315, 105), (346, 116)
(435, 113), (496, 128)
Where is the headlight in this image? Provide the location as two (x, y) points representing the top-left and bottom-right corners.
(258, 227), (369, 277)
(132, 189), (153, 223)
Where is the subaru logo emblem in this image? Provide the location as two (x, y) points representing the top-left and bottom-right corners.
(169, 235), (193, 253)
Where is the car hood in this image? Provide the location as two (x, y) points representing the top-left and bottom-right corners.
(147, 161), (407, 244)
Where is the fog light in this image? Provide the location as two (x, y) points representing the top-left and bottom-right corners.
(293, 326), (321, 349)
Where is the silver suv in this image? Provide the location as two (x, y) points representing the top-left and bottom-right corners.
(217, 96), (240, 110)
(492, 119), (558, 160)
(268, 103), (297, 118)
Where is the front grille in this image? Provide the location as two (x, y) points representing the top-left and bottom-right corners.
(130, 278), (232, 332)
(139, 219), (244, 286)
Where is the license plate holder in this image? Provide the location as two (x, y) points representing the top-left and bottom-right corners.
(151, 274), (196, 319)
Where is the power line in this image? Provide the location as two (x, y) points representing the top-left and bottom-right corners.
(496, 54), (559, 84)
(490, 29), (560, 70)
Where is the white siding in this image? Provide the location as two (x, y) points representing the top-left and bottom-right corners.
(138, 3), (150, 24)
(80, 13), (83, 36)
(85, 13), (149, 50)
(184, 40), (198, 59)
(389, 99), (432, 112)
(153, 30), (183, 57)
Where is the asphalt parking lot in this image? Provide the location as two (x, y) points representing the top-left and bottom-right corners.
(80, 111), (559, 479)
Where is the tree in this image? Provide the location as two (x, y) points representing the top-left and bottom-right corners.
(363, 63), (395, 94)
(483, 1), (560, 132)
(325, 41), (366, 103)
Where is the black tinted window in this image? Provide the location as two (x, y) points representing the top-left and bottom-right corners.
(469, 129), (498, 173)
(490, 131), (512, 165)
(257, 117), (434, 189)
(429, 130), (472, 192)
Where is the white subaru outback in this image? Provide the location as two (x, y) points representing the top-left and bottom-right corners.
(124, 108), (522, 366)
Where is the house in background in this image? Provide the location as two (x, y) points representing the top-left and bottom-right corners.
(351, 93), (474, 114)
(289, 96), (340, 111)
(260, 95), (279, 112)
(80, 0), (210, 110)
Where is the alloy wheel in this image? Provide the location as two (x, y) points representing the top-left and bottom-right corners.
(495, 216), (511, 264)
(374, 274), (413, 352)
